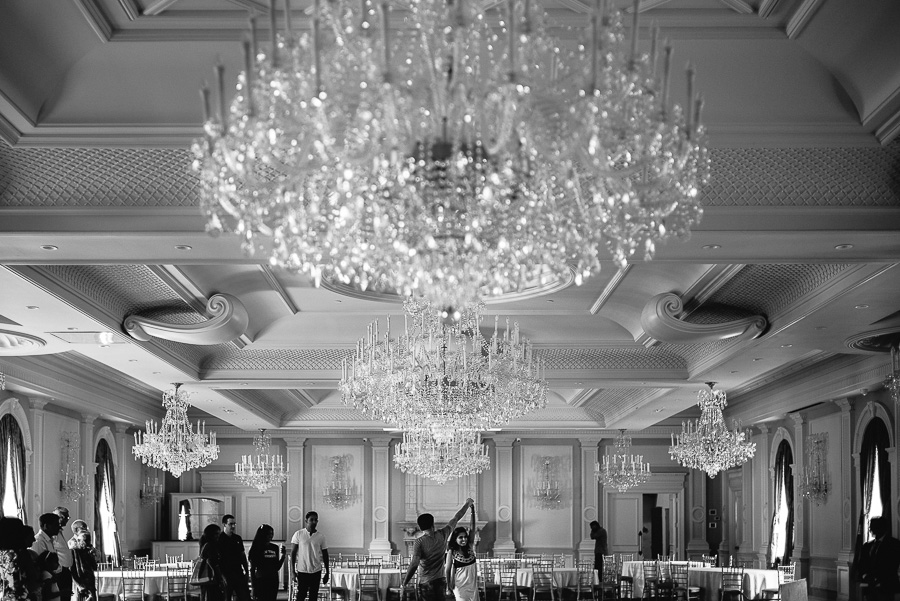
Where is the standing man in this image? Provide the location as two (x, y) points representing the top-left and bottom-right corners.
(32, 512), (62, 601)
(290, 511), (329, 601)
(53, 507), (75, 601)
(400, 499), (474, 601)
(218, 514), (251, 601)
(857, 516), (900, 601)
(589, 520), (609, 583)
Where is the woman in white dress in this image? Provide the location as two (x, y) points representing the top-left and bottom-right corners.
(445, 502), (478, 601)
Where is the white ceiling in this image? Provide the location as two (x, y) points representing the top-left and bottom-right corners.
(0, 0), (899, 436)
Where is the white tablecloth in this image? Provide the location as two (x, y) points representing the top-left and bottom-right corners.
(97, 570), (171, 597)
(330, 568), (402, 599)
(620, 563), (778, 600)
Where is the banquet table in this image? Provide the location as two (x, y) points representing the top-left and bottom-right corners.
(510, 567), (595, 589)
(330, 567), (402, 600)
(620, 562), (779, 601)
(97, 569), (172, 598)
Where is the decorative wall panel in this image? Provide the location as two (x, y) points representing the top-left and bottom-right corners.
(520, 445), (573, 549)
(313, 445), (364, 548)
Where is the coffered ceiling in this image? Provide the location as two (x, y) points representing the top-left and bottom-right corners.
(1, 0), (899, 436)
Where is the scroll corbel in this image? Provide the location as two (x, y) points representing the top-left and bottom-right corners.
(124, 293), (249, 345)
(640, 292), (766, 345)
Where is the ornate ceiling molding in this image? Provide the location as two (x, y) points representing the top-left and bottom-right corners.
(641, 292), (767, 345)
(844, 327), (900, 354)
(0, 330), (48, 355)
(124, 293), (249, 345)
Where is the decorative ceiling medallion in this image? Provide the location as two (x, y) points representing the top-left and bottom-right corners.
(320, 265), (575, 305)
(124, 293), (249, 345)
(0, 330), (48, 355)
(641, 292), (767, 345)
(844, 327), (900, 353)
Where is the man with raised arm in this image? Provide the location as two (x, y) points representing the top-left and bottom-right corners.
(400, 499), (474, 601)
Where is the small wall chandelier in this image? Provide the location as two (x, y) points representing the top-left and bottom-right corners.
(323, 455), (359, 509)
(235, 429), (288, 493)
(340, 298), (546, 435)
(192, 0), (708, 309)
(533, 457), (561, 509)
(669, 383), (756, 478)
(885, 342), (900, 403)
(394, 429), (490, 484)
(133, 384), (219, 478)
(800, 432), (828, 506)
(140, 474), (164, 506)
(60, 432), (89, 501)
(596, 430), (651, 492)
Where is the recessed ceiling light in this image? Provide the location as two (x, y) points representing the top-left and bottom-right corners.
(100, 345), (110, 348)
(577, 382), (583, 385)
(855, 304), (869, 309)
(546, 299), (555, 303)
(781, 344), (792, 348)
(67, 327), (78, 331)
(26, 306), (39, 310)
(834, 244), (854, 250)
(128, 359), (138, 363)
(702, 244), (721, 250)
(307, 382), (314, 385)
(152, 371), (161, 375)
(240, 383), (249, 386)
(174, 245), (193, 251)
(41, 245), (58, 251)
(753, 357), (763, 362)
(730, 370), (738, 374)
(334, 299), (342, 303)
(815, 326), (827, 330)
(223, 409), (235, 414)
(654, 408), (664, 413)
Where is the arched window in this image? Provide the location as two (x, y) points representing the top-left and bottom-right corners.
(94, 438), (121, 562)
(0, 414), (27, 521)
(769, 439), (794, 566)
(858, 418), (891, 543)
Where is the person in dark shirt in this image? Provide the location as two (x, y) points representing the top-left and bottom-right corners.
(590, 521), (609, 583)
(199, 524), (224, 601)
(401, 499), (473, 601)
(218, 515), (250, 601)
(858, 516), (900, 601)
(248, 524), (285, 601)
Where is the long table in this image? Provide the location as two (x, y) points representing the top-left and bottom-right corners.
(621, 562), (779, 600)
(330, 567), (402, 600)
(97, 570), (172, 598)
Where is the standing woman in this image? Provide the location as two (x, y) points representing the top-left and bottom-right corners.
(248, 525), (285, 601)
(444, 502), (478, 601)
(199, 524), (225, 601)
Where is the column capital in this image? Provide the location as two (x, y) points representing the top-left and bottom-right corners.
(114, 423), (130, 435)
(493, 437), (517, 448)
(789, 413), (805, 426)
(578, 437), (603, 448)
(368, 437), (392, 448)
(835, 398), (852, 412)
(82, 414), (99, 425)
(284, 437), (308, 448)
(29, 397), (48, 411)
(758, 424), (770, 435)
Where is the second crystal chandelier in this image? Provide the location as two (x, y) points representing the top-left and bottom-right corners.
(192, 0), (709, 309)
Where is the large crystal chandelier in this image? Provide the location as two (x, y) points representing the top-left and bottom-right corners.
(339, 298), (547, 435)
(669, 383), (755, 478)
(192, 0), (708, 308)
(596, 430), (650, 492)
(394, 429), (490, 484)
(133, 384), (219, 478)
(235, 429), (288, 492)
(800, 432), (828, 506)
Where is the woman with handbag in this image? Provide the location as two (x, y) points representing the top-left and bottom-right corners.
(444, 502), (478, 601)
(248, 524), (284, 601)
(198, 524), (225, 601)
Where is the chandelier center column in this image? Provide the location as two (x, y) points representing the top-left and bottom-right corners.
(369, 438), (393, 557)
(578, 437), (602, 563)
(284, 437), (307, 540)
(493, 437), (517, 555)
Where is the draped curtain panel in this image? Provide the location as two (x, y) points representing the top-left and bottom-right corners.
(0, 414), (27, 522)
(94, 439), (121, 562)
(854, 417), (891, 568)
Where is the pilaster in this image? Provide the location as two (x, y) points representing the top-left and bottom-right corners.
(577, 437), (602, 562)
(836, 399), (853, 601)
(114, 423), (129, 544)
(80, 414), (98, 522)
(493, 437), (517, 554)
(755, 424), (771, 569)
(368, 437), (393, 556)
(284, 437), (307, 541)
(685, 468), (708, 557)
(29, 398), (47, 520)
(789, 413), (808, 578)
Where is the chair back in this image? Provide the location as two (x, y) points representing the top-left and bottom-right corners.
(99, 562), (115, 572)
(657, 561), (672, 582)
(121, 569), (146, 601)
(701, 555), (716, 567)
(499, 561), (520, 600)
(720, 566), (744, 594)
(358, 562), (381, 600)
(166, 554), (185, 564)
(670, 564), (689, 589)
(166, 566), (190, 601)
(778, 563), (796, 584)
(642, 561), (659, 581)
(532, 563), (555, 592)
(618, 554), (634, 564)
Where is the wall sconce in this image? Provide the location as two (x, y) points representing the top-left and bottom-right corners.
(140, 473), (164, 506)
(533, 457), (561, 510)
(60, 432), (89, 501)
(800, 432), (828, 506)
(323, 455), (359, 510)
